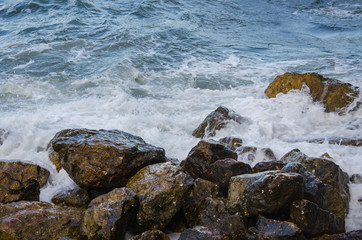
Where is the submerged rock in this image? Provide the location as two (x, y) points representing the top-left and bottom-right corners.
(178, 226), (229, 240)
(237, 146), (277, 163)
(126, 162), (194, 230)
(80, 187), (138, 240)
(307, 137), (362, 147)
(0, 201), (82, 240)
(0, 129), (9, 145)
(48, 128), (166, 190)
(350, 173), (362, 184)
(290, 199), (344, 237)
(129, 230), (170, 240)
(0, 160), (49, 203)
(265, 72), (360, 113)
(218, 136), (243, 150)
(227, 171), (303, 217)
(247, 215), (306, 240)
(192, 106), (249, 138)
(52, 188), (91, 209)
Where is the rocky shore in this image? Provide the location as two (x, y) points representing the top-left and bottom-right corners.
(0, 72), (361, 240)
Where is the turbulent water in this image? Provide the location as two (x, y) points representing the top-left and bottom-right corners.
(0, 0), (361, 231)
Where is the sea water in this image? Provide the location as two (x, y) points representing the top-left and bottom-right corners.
(0, 0), (361, 231)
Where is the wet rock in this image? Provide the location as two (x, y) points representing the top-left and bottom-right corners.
(197, 197), (247, 240)
(307, 137), (362, 147)
(322, 185), (347, 228)
(350, 173), (362, 183)
(247, 215), (306, 240)
(0, 160), (49, 203)
(183, 178), (219, 227)
(80, 187), (138, 240)
(281, 162), (326, 208)
(253, 161), (286, 173)
(206, 159), (252, 194)
(227, 171), (304, 217)
(192, 106), (249, 138)
(237, 146), (277, 163)
(126, 162), (194, 230)
(315, 230), (362, 239)
(265, 72), (360, 113)
(347, 118), (362, 130)
(180, 140), (237, 180)
(52, 188), (91, 209)
(178, 226), (229, 240)
(280, 149), (309, 164)
(0, 129), (9, 145)
(219, 136), (243, 150)
(290, 199), (344, 237)
(0, 201), (82, 240)
(48, 128), (166, 190)
(129, 230), (170, 240)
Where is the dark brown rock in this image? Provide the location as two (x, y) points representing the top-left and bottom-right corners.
(126, 162), (194, 230)
(0, 160), (49, 203)
(290, 199), (344, 237)
(237, 146), (277, 163)
(0, 201), (82, 240)
(247, 215), (306, 240)
(219, 136), (243, 150)
(80, 187), (138, 240)
(48, 128), (166, 190)
(192, 106), (249, 138)
(180, 140), (237, 180)
(52, 188), (90, 209)
(0, 129), (9, 145)
(178, 226), (229, 240)
(265, 72), (360, 113)
(227, 171), (304, 217)
(253, 161), (286, 173)
(315, 230), (362, 239)
(129, 230), (170, 240)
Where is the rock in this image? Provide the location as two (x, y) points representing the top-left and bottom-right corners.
(218, 136), (243, 150)
(0, 129), (9, 145)
(178, 226), (229, 240)
(265, 72), (360, 113)
(315, 230), (362, 239)
(281, 162), (326, 208)
(0, 201), (82, 240)
(237, 146), (277, 163)
(206, 159), (252, 194)
(180, 140), (237, 180)
(280, 149), (309, 164)
(48, 128), (166, 190)
(129, 230), (170, 240)
(197, 197), (247, 240)
(307, 137), (362, 147)
(0, 160), (50, 203)
(290, 199), (344, 237)
(183, 178), (219, 227)
(126, 162), (194, 230)
(192, 106), (249, 138)
(322, 185), (347, 228)
(253, 161), (286, 173)
(52, 188), (90, 209)
(227, 171), (304, 217)
(247, 215), (306, 240)
(80, 187), (138, 240)
(350, 173), (362, 184)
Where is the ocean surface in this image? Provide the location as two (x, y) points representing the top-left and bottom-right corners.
(0, 0), (361, 231)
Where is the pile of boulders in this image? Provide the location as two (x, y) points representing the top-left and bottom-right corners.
(0, 72), (361, 240)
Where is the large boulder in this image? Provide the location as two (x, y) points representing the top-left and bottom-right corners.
(290, 199), (344, 237)
(48, 128), (166, 190)
(226, 171), (304, 217)
(52, 188), (91, 209)
(0, 201), (82, 240)
(181, 140), (237, 180)
(80, 187), (138, 240)
(0, 160), (49, 203)
(247, 215), (306, 240)
(265, 72), (360, 113)
(126, 162), (194, 230)
(192, 106), (249, 138)
(178, 226), (229, 240)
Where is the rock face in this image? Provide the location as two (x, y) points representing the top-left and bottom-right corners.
(227, 171), (304, 217)
(247, 215), (306, 240)
(265, 72), (360, 113)
(290, 199), (344, 237)
(52, 188), (91, 209)
(126, 162), (194, 230)
(192, 106), (249, 138)
(0, 160), (49, 203)
(80, 187), (138, 240)
(48, 128), (166, 190)
(179, 226), (229, 240)
(0, 201), (82, 240)
(181, 140), (237, 180)
(129, 230), (170, 240)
